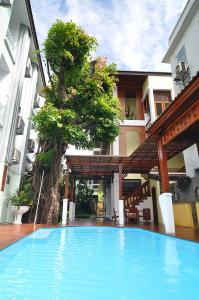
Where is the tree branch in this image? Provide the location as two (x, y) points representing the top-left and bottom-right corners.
(46, 60), (55, 94)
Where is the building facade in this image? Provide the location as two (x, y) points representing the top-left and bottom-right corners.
(103, 71), (184, 224)
(0, 0), (45, 223)
(163, 0), (199, 178)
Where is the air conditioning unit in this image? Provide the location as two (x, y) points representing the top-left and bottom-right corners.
(25, 162), (32, 172)
(27, 139), (35, 153)
(0, 0), (12, 7)
(16, 115), (25, 135)
(33, 94), (40, 108)
(10, 148), (21, 165)
(25, 57), (32, 78)
(26, 153), (34, 163)
(175, 61), (188, 75)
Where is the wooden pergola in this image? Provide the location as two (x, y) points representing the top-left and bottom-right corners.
(65, 72), (199, 201)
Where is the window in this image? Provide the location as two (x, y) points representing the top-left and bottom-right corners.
(124, 91), (137, 120)
(154, 90), (171, 117)
(176, 45), (187, 64)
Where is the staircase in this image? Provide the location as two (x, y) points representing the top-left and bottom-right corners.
(123, 181), (151, 209)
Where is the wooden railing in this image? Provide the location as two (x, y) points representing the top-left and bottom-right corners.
(123, 181), (150, 209)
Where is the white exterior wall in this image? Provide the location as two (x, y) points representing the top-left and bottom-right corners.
(0, 3), (13, 58)
(147, 75), (174, 123)
(0, 0), (45, 223)
(183, 145), (199, 178)
(169, 8), (199, 95)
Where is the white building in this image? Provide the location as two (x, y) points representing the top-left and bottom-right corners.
(163, 0), (199, 178)
(0, 0), (45, 223)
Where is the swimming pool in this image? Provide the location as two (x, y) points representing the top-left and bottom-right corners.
(0, 227), (199, 299)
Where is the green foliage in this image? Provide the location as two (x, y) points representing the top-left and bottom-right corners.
(36, 149), (55, 168)
(177, 176), (191, 192)
(44, 20), (97, 74)
(34, 20), (121, 156)
(8, 176), (33, 208)
(76, 180), (95, 215)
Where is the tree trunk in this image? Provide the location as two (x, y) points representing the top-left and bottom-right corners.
(29, 142), (66, 224)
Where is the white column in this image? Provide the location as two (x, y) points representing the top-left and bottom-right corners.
(72, 203), (76, 220)
(159, 193), (175, 234)
(113, 173), (119, 212)
(119, 199), (124, 225)
(112, 136), (119, 155)
(105, 185), (112, 219)
(148, 88), (156, 122)
(62, 198), (68, 225)
(69, 202), (74, 221)
(110, 181), (114, 219)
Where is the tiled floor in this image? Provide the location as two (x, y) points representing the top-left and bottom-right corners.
(0, 220), (199, 250)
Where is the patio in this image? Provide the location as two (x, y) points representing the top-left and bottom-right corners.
(1, 221), (199, 250)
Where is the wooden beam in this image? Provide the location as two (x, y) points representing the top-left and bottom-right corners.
(77, 171), (113, 175)
(157, 137), (170, 193)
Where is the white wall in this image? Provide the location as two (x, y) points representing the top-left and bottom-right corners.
(142, 76), (174, 123)
(163, 2), (199, 179)
(183, 144), (199, 178)
(169, 8), (199, 95)
(0, 4), (12, 59)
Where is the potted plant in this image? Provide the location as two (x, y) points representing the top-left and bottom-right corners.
(8, 179), (33, 224)
(176, 175), (191, 193)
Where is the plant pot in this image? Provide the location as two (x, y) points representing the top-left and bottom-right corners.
(12, 206), (30, 224)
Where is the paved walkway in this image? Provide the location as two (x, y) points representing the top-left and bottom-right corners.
(0, 220), (199, 250)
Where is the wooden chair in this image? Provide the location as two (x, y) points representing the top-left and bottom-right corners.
(112, 208), (119, 222)
(126, 206), (139, 223)
(142, 208), (151, 223)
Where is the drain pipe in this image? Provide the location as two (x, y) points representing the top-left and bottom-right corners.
(34, 170), (44, 226)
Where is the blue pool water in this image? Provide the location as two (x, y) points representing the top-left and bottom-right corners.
(0, 227), (199, 300)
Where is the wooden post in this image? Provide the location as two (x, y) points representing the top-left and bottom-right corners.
(119, 163), (123, 199)
(157, 137), (170, 193)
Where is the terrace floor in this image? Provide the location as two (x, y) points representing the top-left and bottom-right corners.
(0, 220), (199, 250)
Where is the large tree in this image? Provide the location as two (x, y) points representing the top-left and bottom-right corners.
(30, 21), (121, 224)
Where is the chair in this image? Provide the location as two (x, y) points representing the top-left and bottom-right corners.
(112, 208), (119, 222)
(126, 206), (139, 223)
(142, 208), (151, 223)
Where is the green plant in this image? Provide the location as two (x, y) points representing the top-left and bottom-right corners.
(8, 190), (32, 208)
(8, 175), (34, 208)
(76, 179), (95, 215)
(176, 175), (191, 192)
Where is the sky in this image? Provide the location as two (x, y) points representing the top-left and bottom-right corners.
(31, 0), (188, 72)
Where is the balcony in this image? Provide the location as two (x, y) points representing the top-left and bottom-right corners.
(5, 28), (16, 63)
